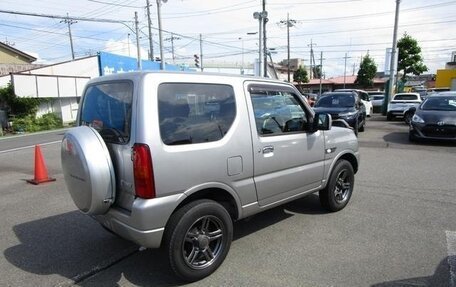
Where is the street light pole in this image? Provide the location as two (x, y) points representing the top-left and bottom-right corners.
(127, 33), (131, 56)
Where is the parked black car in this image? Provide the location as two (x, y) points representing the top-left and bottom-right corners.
(409, 95), (456, 141)
(313, 92), (366, 135)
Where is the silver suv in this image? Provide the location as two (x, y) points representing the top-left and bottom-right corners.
(61, 71), (359, 282)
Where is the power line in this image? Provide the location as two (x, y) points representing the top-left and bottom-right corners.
(0, 9), (133, 24)
(293, 1), (456, 22)
(87, 0), (144, 8)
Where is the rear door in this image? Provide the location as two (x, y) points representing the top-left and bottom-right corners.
(245, 83), (326, 206)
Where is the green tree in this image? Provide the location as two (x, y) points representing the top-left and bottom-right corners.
(293, 65), (309, 91)
(0, 83), (40, 117)
(355, 54), (377, 88)
(313, 65), (322, 79)
(397, 32), (428, 76)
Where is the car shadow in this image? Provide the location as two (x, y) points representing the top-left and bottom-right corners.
(5, 195), (327, 286)
(383, 132), (456, 148)
(371, 256), (453, 287)
(3, 211), (139, 285)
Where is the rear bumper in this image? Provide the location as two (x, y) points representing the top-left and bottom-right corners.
(387, 110), (406, 117)
(94, 193), (185, 248)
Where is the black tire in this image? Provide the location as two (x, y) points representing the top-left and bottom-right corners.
(409, 131), (418, 142)
(353, 120), (359, 137)
(319, 159), (355, 212)
(404, 112), (412, 125)
(164, 199), (233, 282)
(358, 123), (365, 132)
(386, 113), (393, 121)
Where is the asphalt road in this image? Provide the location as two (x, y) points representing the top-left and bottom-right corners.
(0, 116), (455, 287)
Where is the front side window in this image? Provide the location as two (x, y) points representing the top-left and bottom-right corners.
(158, 83), (235, 145)
(249, 86), (308, 136)
(80, 81), (132, 144)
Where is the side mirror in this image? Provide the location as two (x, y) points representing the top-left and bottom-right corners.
(311, 113), (332, 132)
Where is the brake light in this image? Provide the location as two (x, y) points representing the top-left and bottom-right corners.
(133, 143), (156, 199)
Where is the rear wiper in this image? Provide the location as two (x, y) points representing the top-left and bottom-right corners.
(99, 127), (128, 143)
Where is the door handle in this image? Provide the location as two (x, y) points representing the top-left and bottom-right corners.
(262, 146), (274, 154)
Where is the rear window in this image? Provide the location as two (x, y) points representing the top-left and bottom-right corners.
(158, 83), (236, 145)
(80, 81), (133, 144)
(315, 93), (355, 108)
(393, 94), (419, 101)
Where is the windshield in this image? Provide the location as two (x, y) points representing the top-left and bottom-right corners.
(315, 93), (355, 108)
(422, 97), (456, 111)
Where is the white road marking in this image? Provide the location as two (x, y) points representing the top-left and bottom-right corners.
(0, 140), (61, 154)
(446, 230), (456, 287)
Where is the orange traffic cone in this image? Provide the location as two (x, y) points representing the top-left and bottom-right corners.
(27, 145), (56, 185)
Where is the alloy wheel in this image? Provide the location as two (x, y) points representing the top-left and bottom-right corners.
(182, 215), (224, 270)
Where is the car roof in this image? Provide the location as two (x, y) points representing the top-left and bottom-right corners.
(322, 91), (356, 96)
(425, 95), (456, 99)
(436, 91), (456, 96)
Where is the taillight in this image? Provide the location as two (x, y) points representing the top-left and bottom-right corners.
(133, 143), (156, 199)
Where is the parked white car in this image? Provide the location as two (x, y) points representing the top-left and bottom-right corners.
(387, 92), (422, 123)
(367, 91), (385, 113)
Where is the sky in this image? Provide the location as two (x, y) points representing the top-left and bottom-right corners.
(0, 0), (455, 78)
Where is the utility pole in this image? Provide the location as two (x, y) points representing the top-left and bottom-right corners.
(279, 13), (296, 82)
(146, 0), (154, 60)
(388, 0), (401, 106)
(165, 33), (180, 64)
(239, 37), (244, 74)
(319, 51), (325, 96)
(262, 0), (268, 77)
(61, 13), (76, 60)
(156, 0), (165, 70)
(199, 33), (203, 71)
(343, 53), (352, 88)
(253, 12), (263, 77)
(308, 40), (317, 79)
(135, 12), (141, 70)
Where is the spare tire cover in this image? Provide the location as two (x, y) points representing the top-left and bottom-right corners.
(61, 126), (116, 215)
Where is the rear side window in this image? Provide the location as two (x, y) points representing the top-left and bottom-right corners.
(158, 83), (235, 145)
(80, 81), (132, 144)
